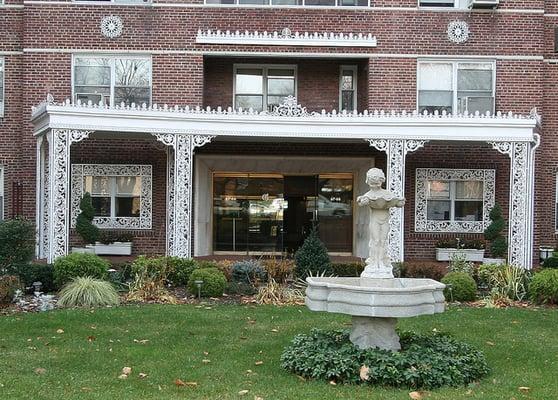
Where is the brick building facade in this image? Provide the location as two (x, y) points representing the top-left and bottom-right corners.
(0, 0), (552, 267)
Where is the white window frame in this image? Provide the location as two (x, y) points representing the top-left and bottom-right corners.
(339, 65), (358, 112)
(416, 59), (496, 115)
(0, 166), (4, 221)
(415, 168), (495, 233)
(71, 164), (152, 230)
(72, 0), (151, 4)
(71, 54), (152, 107)
(232, 64), (297, 111)
(204, 0), (370, 7)
(0, 57), (4, 117)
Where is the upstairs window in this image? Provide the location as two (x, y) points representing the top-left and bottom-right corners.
(234, 65), (296, 112)
(0, 58), (4, 117)
(339, 65), (357, 112)
(75, 0), (150, 3)
(73, 56), (151, 107)
(206, 0), (367, 5)
(418, 61), (495, 115)
(419, 0), (470, 7)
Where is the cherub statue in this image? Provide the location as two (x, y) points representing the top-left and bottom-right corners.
(357, 168), (405, 278)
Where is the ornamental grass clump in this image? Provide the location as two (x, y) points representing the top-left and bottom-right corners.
(126, 256), (177, 303)
(58, 277), (119, 308)
(489, 264), (529, 302)
(281, 329), (490, 389)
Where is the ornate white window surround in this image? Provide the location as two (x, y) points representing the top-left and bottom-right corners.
(415, 168), (495, 233)
(197, 30), (377, 47)
(71, 164), (152, 230)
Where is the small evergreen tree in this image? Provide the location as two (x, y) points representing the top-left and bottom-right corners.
(484, 203), (507, 258)
(294, 227), (332, 278)
(76, 193), (99, 245)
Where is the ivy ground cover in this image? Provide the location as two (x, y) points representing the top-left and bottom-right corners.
(0, 305), (556, 399)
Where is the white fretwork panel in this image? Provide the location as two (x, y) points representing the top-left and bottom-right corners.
(415, 168), (496, 233)
(71, 164), (152, 230)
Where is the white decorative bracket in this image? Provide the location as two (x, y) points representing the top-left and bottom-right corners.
(367, 139), (428, 262)
(152, 133), (215, 258)
(196, 29), (377, 47)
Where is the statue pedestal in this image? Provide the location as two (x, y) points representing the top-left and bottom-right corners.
(349, 316), (401, 351)
(361, 262), (394, 279)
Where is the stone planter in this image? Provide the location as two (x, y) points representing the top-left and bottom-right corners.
(71, 245), (95, 254)
(93, 242), (132, 256)
(482, 257), (506, 265)
(436, 248), (485, 262)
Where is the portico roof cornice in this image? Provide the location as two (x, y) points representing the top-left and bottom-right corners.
(31, 96), (538, 143)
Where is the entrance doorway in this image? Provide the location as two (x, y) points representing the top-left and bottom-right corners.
(212, 172), (353, 255)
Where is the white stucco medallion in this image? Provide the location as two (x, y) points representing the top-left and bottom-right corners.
(100, 16), (123, 39)
(447, 20), (470, 44)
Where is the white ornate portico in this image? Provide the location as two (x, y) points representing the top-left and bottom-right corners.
(31, 96), (539, 267)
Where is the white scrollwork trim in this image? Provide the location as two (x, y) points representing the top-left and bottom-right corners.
(415, 168), (496, 233)
(270, 96), (309, 117)
(71, 164), (152, 230)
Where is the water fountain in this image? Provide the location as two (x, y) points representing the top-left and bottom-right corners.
(305, 168), (445, 351)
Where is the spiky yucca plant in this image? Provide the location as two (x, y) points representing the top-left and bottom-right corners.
(58, 277), (119, 307)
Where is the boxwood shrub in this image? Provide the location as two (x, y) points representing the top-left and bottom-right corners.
(53, 253), (110, 288)
(187, 268), (227, 297)
(6, 263), (56, 293)
(281, 329), (490, 389)
(441, 272), (477, 302)
(542, 257), (558, 269)
(530, 269), (558, 304)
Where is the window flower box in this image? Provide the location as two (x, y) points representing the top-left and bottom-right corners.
(71, 245), (95, 254)
(435, 248), (485, 262)
(93, 241), (132, 256)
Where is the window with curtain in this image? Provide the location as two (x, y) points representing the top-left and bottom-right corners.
(340, 65), (357, 112)
(234, 65), (296, 112)
(73, 56), (151, 107)
(415, 168), (496, 233)
(418, 61), (494, 115)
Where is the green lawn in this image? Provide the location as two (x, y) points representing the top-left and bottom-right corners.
(0, 304), (556, 400)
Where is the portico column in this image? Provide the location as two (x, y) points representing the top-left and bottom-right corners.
(153, 133), (214, 258)
(367, 139), (427, 262)
(490, 136), (539, 268)
(44, 129), (92, 263)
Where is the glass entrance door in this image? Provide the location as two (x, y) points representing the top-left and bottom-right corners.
(212, 172), (353, 254)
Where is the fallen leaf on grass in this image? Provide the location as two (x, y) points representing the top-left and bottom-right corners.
(138, 373), (148, 379)
(56, 329), (64, 334)
(271, 329), (279, 333)
(359, 365), (370, 381)
(121, 367), (132, 375)
(118, 374), (128, 380)
(238, 390), (249, 395)
(34, 368), (46, 375)
(255, 361), (263, 366)
(329, 380), (337, 386)
(174, 379), (186, 387)
(254, 396), (263, 400)
(486, 341), (495, 346)
(518, 387), (530, 393)
(133, 339), (149, 344)
(202, 359), (211, 364)
(409, 391), (428, 399)
(87, 336), (96, 342)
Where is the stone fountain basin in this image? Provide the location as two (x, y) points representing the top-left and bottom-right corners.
(306, 277), (446, 319)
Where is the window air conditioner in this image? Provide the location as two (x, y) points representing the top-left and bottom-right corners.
(468, 0), (499, 9)
(458, 96), (495, 115)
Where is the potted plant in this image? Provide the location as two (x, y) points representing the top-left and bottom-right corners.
(72, 193), (99, 254)
(483, 203), (507, 265)
(435, 237), (485, 262)
(93, 231), (134, 256)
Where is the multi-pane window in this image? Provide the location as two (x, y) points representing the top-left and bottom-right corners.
(85, 175), (141, 218)
(0, 58), (4, 117)
(418, 61), (495, 115)
(419, 0), (469, 7)
(427, 180), (483, 222)
(339, 65), (357, 112)
(234, 65), (296, 112)
(206, 0), (367, 6)
(73, 56), (151, 107)
(75, 0), (150, 3)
